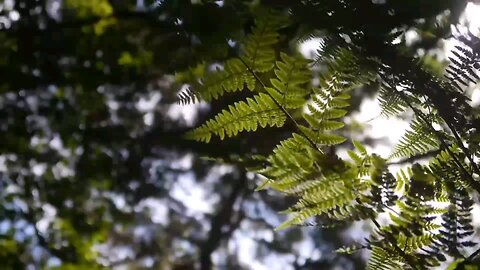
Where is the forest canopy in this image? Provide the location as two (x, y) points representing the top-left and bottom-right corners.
(0, 0), (480, 270)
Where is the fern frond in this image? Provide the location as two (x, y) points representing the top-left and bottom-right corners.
(242, 10), (288, 72)
(426, 145), (473, 190)
(299, 48), (376, 150)
(196, 58), (256, 102)
(179, 17), (480, 269)
(367, 246), (403, 270)
(324, 203), (375, 222)
(185, 93), (285, 142)
(445, 32), (480, 90)
(397, 233), (438, 253)
(175, 62), (206, 104)
(299, 125), (347, 146)
(263, 138), (374, 230)
(176, 11), (287, 103)
(316, 47), (376, 90)
(395, 166), (413, 192)
(277, 181), (366, 230)
(366, 168), (398, 210)
(265, 53), (312, 109)
(380, 194), (439, 241)
(437, 197), (476, 258)
(375, 193), (445, 268)
(258, 133), (346, 193)
(177, 87), (199, 105)
(429, 161), (477, 259)
(274, 144), (386, 230)
(336, 244), (365, 255)
(389, 118), (440, 160)
(299, 87), (351, 147)
(378, 86), (409, 118)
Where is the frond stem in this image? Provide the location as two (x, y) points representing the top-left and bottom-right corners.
(238, 57), (318, 149)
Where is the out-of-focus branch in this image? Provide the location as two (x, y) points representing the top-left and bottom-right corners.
(199, 170), (249, 270)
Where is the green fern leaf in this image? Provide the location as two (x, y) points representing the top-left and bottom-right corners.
(299, 125), (347, 145)
(367, 246), (403, 270)
(378, 87), (409, 118)
(389, 119), (440, 159)
(177, 11), (287, 103)
(265, 53), (312, 109)
(185, 93), (285, 142)
(199, 59), (256, 101)
(242, 11), (288, 72)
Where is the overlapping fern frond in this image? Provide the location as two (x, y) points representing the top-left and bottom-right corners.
(316, 47), (376, 90)
(265, 53), (312, 109)
(185, 50), (314, 142)
(389, 118), (440, 160)
(376, 190), (444, 268)
(422, 147), (478, 258)
(378, 86), (409, 118)
(253, 50), (380, 230)
(367, 246), (404, 270)
(255, 133), (323, 192)
(436, 192), (476, 257)
(299, 48), (374, 145)
(176, 11), (287, 104)
(363, 155), (398, 210)
(300, 86), (349, 146)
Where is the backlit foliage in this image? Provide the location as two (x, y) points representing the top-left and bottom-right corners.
(179, 10), (480, 270)
(64, 0), (116, 35)
(176, 10), (287, 103)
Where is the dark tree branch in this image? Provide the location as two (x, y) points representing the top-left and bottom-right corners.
(199, 170), (248, 270)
